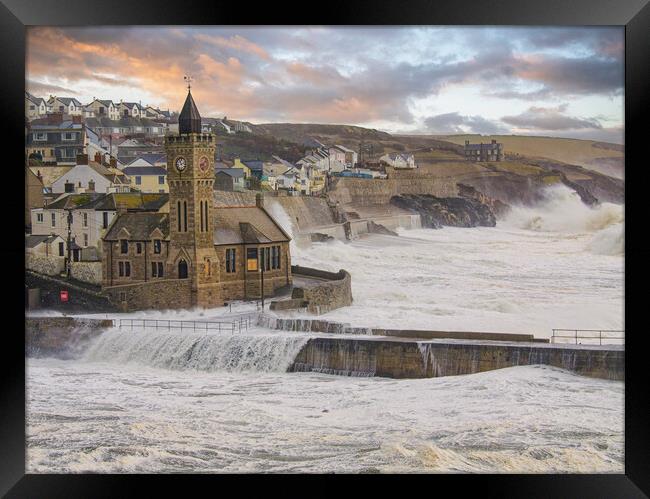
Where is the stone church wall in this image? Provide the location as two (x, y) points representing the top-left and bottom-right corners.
(103, 279), (192, 312)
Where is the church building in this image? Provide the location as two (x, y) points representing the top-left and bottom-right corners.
(101, 86), (292, 311)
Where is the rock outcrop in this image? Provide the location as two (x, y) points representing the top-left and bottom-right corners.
(390, 187), (506, 229)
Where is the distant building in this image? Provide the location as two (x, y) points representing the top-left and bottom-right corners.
(122, 165), (168, 193)
(25, 92), (47, 120)
(50, 154), (131, 194)
(380, 152), (417, 169)
(46, 96), (83, 116)
(464, 139), (503, 162)
(117, 101), (141, 118)
(85, 99), (120, 120)
(215, 168), (245, 192)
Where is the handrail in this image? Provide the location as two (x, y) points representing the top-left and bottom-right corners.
(116, 315), (253, 334)
(551, 329), (624, 345)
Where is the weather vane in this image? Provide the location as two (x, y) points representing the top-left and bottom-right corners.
(184, 75), (193, 91)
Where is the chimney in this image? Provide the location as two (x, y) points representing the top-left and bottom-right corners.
(76, 154), (88, 165)
(94, 152), (102, 163)
(256, 193), (264, 209)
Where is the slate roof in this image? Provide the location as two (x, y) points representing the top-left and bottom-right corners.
(25, 234), (60, 248)
(52, 97), (83, 106)
(104, 212), (170, 241)
(241, 160), (264, 172)
(44, 192), (105, 210)
(84, 192), (169, 211)
(125, 153), (166, 166)
(120, 102), (139, 109)
(213, 206), (290, 245)
(123, 166), (168, 176)
(26, 92), (45, 105)
(179, 90), (201, 134)
(216, 168), (244, 178)
(464, 142), (501, 151)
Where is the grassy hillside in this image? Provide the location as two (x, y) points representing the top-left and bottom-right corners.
(430, 134), (624, 179)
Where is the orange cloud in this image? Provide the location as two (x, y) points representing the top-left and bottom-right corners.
(195, 34), (270, 60)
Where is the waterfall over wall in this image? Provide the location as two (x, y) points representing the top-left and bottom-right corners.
(82, 330), (309, 373)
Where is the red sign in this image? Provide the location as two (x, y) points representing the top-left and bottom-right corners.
(60, 290), (69, 302)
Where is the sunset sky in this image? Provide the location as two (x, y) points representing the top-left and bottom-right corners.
(26, 26), (624, 143)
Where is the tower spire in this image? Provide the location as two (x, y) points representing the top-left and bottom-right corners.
(178, 77), (201, 134)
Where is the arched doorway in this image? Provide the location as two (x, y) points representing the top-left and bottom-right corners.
(178, 259), (188, 279)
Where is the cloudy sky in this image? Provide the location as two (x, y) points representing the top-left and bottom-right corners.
(26, 26), (624, 143)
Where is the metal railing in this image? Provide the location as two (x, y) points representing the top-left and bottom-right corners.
(551, 329), (624, 345)
(116, 316), (252, 334)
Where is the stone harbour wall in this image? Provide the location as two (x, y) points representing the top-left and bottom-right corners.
(290, 337), (624, 381)
(25, 317), (113, 358)
(290, 265), (353, 315)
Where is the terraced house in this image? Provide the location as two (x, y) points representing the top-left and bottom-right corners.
(101, 88), (292, 311)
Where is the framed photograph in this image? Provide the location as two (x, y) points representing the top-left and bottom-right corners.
(4, 0), (647, 494)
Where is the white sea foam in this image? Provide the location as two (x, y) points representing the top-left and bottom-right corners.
(26, 359), (623, 473)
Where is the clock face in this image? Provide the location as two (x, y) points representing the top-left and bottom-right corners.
(175, 156), (187, 172)
(199, 156), (209, 172)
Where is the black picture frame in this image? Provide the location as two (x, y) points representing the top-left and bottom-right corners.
(3, 0), (647, 495)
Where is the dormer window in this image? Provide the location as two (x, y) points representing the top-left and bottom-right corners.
(33, 132), (46, 141)
(120, 240), (128, 254)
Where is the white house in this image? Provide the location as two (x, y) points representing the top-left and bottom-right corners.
(380, 153), (417, 169)
(47, 96), (83, 116)
(25, 92), (47, 120)
(51, 155), (131, 194)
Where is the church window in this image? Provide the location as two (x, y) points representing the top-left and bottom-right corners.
(246, 248), (258, 272)
(200, 200), (204, 232)
(272, 246), (281, 270)
(226, 248), (236, 273)
(178, 259), (188, 279)
(264, 247), (271, 271)
(153, 239), (161, 254)
(205, 259), (211, 277)
(118, 261), (131, 277)
(177, 201), (181, 232)
(183, 201), (188, 232)
(120, 240), (128, 254)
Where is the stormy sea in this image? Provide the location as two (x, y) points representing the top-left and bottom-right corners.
(26, 185), (624, 473)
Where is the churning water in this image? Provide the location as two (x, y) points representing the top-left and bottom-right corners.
(289, 185), (624, 337)
(26, 185), (624, 473)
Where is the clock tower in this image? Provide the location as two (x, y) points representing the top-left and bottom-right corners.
(165, 82), (221, 307)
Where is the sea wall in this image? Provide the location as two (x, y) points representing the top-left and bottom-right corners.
(285, 265), (353, 315)
(290, 337), (624, 381)
(25, 316), (113, 358)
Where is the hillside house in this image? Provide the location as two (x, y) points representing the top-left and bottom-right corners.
(464, 139), (504, 162)
(122, 165), (168, 193)
(47, 96), (83, 116)
(85, 99), (120, 120)
(25, 92), (47, 120)
(215, 168), (245, 192)
(380, 152), (417, 169)
(118, 101), (141, 118)
(50, 154), (131, 194)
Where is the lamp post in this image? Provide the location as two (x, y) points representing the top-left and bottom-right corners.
(260, 248), (265, 309)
